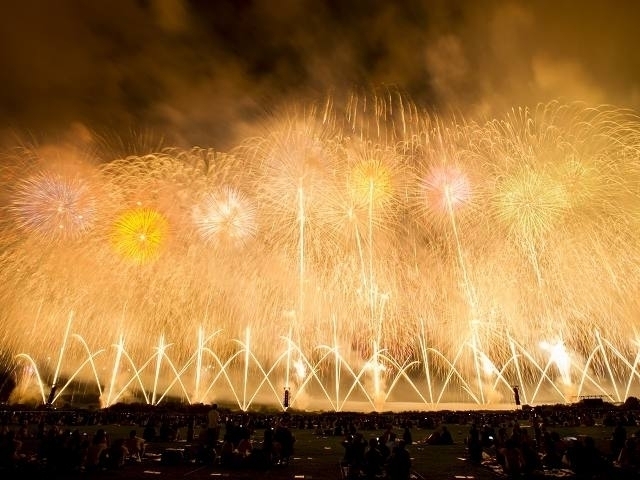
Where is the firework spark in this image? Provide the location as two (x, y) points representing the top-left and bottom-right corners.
(110, 208), (169, 263)
(192, 186), (257, 247)
(10, 172), (97, 241)
(1, 100), (640, 410)
(422, 165), (473, 216)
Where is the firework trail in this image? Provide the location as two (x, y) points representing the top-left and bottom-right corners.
(1, 97), (640, 408)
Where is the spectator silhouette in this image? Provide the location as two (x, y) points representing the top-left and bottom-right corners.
(85, 429), (109, 472)
(273, 421), (295, 465)
(500, 438), (524, 479)
(439, 426), (454, 445)
(402, 424), (413, 445)
(363, 437), (384, 480)
(611, 421), (627, 460)
(466, 424), (483, 464)
(207, 403), (221, 449)
(143, 418), (157, 442)
(124, 429), (145, 461)
(387, 440), (411, 480)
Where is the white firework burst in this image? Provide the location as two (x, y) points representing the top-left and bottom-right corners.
(192, 186), (257, 247)
(10, 171), (98, 241)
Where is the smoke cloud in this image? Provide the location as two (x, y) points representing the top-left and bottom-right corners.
(1, 0), (639, 149)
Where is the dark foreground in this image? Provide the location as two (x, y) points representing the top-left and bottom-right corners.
(2, 404), (640, 479)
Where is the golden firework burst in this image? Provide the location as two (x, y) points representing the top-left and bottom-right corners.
(348, 154), (394, 209)
(110, 207), (168, 263)
(493, 168), (569, 241)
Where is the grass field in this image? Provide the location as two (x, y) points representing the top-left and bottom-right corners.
(22, 420), (621, 480)
(81, 423), (497, 480)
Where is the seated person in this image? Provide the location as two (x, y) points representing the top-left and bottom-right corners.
(219, 439), (236, 467)
(125, 430), (146, 461)
(237, 433), (253, 458)
(425, 426), (454, 445)
(439, 426), (454, 445)
(85, 429), (109, 471)
(108, 437), (129, 468)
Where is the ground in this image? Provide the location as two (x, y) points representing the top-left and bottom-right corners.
(8, 420), (619, 480)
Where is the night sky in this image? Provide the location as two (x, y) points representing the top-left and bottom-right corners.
(1, 0), (639, 150)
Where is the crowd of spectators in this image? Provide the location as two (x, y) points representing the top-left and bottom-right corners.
(340, 428), (412, 480)
(1, 402), (640, 478)
(457, 408), (640, 479)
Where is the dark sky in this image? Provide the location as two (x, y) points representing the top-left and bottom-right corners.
(1, 0), (639, 150)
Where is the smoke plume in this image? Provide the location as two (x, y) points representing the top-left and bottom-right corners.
(1, 0), (639, 149)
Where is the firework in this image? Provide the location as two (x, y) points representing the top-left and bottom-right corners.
(192, 186), (257, 247)
(1, 100), (640, 410)
(421, 165), (473, 217)
(348, 155), (395, 209)
(492, 168), (569, 241)
(10, 171), (98, 241)
(110, 208), (169, 263)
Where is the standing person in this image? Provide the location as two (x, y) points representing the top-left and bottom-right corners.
(467, 424), (483, 464)
(187, 415), (195, 442)
(402, 423), (413, 445)
(207, 403), (221, 449)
